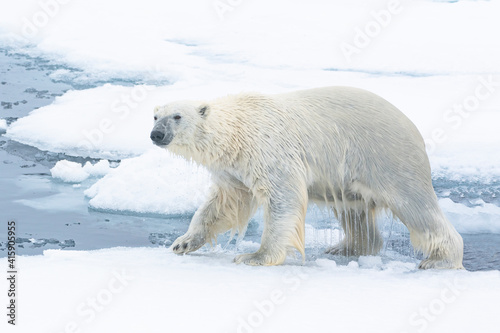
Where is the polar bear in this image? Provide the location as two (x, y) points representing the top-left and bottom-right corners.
(150, 86), (464, 269)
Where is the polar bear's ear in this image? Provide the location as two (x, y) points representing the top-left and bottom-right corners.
(198, 104), (209, 117)
(154, 106), (160, 113)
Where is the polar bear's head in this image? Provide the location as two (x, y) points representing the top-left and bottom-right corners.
(150, 101), (209, 148)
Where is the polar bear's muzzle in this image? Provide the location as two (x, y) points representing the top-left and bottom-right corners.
(150, 119), (174, 146)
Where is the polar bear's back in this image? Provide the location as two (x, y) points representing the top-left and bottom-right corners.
(269, 86), (431, 197)
(275, 86), (421, 144)
(268, 86), (425, 157)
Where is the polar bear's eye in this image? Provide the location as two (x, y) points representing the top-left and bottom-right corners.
(154, 116), (157, 121)
(174, 115), (181, 120)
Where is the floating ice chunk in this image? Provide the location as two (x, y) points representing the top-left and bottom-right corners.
(16, 193), (87, 212)
(84, 148), (211, 216)
(440, 198), (500, 234)
(83, 159), (111, 176)
(59, 239), (76, 248)
(50, 160), (90, 183)
(0, 118), (7, 131)
(50, 159), (112, 183)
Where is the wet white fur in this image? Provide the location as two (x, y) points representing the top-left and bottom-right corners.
(156, 86), (464, 269)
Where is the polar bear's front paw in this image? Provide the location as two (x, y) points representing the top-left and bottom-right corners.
(234, 250), (285, 266)
(171, 232), (206, 254)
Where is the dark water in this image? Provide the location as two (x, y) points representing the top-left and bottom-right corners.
(463, 234), (500, 271)
(1, 48), (499, 272)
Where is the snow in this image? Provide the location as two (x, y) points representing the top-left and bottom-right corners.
(0, 248), (499, 333)
(440, 198), (500, 234)
(84, 148), (211, 216)
(2, 0), (500, 176)
(50, 159), (111, 183)
(6, 84), (159, 159)
(83, 159), (111, 177)
(2, 0), (495, 231)
(0, 0), (499, 78)
(0, 1), (499, 330)
(50, 160), (91, 183)
(0, 118), (7, 131)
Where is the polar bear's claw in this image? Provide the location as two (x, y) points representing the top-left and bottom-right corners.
(171, 233), (206, 255)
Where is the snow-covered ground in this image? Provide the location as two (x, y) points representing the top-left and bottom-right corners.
(1, 0), (499, 332)
(1, 247), (500, 333)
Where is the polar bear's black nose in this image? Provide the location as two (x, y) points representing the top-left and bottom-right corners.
(150, 130), (164, 143)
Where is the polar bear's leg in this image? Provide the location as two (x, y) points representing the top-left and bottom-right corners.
(389, 188), (464, 269)
(325, 209), (383, 256)
(171, 184), (257, 254)
(234, 184), (308, 266)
